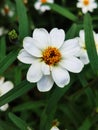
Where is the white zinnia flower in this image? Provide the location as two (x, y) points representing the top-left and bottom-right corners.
(78, 30), (98, 64)
(34, 0), (54, 12)
(17, 28), (84, 92)
(76, 0), (97, 14)
(0, 77), (14, 111)
(1, 4), (14, 17)
(50, 126), (60, 130)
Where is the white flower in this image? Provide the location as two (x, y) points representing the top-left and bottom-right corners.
(50, 126), (60, 130)
(0, 27), (8, 36)
(0, 77), (14, 111)
(34, 0), (54, 12)
(1, 5), (14, 17)
(76, 0), (97, 14)
(78, 30), (98, 64)
(17, 28), (84, 92)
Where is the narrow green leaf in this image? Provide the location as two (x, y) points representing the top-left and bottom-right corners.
(0, 50), (18, 74)
(14, 67), (22, 85)
(40, 78), (74, 130)
(84, 13), (98, 73)
(78, 117), (92, 130)
(13, 101), (44, 111)
(0, 80), (35, 107)
(46, 3), (78, 21)
(66, 23), (78, 39)
(15, 0), (29, 40)
(0, 36), (6, 61)
(9, 112), (30, 130)
(78, 72), (95, 107)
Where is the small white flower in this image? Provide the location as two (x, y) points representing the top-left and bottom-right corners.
(76, 0), (97, 14)
(78, 30), (98, 64)
(17, 28), (84, 92)
(50, 126), (60, 130)
(34, 0), (54, 12)
(0, 27), (8, 36)
(0, 77), (14, 111)
(1, 4), (14, 17)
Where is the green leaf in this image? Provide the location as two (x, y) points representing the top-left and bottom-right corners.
(8, 112), (30, 130)
(66, 23), (78, 39)
(0, 36), (6, 61)
(84, 13), (98, 73)
(0, 80), (35, 107)
(40, 78), (75, 130)
(46, 3), (78, 21)
(78, 72), (95, 107)
(0, 50), (18, 75)
(13, 101), (44, 111)
(15, 0), (29, 41)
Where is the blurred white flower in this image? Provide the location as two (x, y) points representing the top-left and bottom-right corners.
(0, 77), (14, 111)
(78, 30), (98, 64)
(50, 126), (60, 130)
(0, 27), (8, 36)
(34, 0), (54, 12)
(76, 0), (97, 14)
(1, 4), (14, 17)
(17, 28), (84, 92)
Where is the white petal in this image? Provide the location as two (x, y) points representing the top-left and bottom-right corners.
(50, 28), (65, 48)
(0, 81), (14, 96)
(80, 51), (89, 64)
(33, 28), (50, 49)
(50, 126), (60, 130)
(60, 37), (81, 57)
(79, 30), (85, 47)
(34, 1), (41, 10)
(40, 5), (50, 12)
(0, 104), (9, 111)
(23, 37), (42, 57)
(82, 7), (88, 13)
(60, 57), (84, 73)
(27, 62), (43, 82)
(52, 66), (70, 88)
(77, 2), (82, 7)
(17, 49), (35, 64)
(0, 77), (4, 86)
(37, 75), (54, 92)
(41, 62), (50, 75)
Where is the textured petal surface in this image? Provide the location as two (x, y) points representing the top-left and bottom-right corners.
(50, 28), (65, 48)
(60, 57), (84, 73)
(33, 28), (49, 49)
(0, 81), (14, 96)
(27, 62), (43, 82)
(37, 75), (54, 92)
(52, 66), (70, 88)
(23, 37), (42, 57)
(41, 62), (50, 75)
(60, 37), (81, 57)
(0, 104), (9, 111)
(17, 49), (35, 64)
(80, 51), (90, 64)
(0, 77), (4, 86)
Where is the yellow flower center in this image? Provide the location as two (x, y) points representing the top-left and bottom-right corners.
(4, 6), (10, 14)
(41, 0), (47, 3)
(83, 0), (89, 5)
(42, 47), (62, 65)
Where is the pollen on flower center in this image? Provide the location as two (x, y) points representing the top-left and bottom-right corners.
(42, 47), (62, 65)
(83, 0), (89, 5)
(41, 0), (47, 3)
(4, 6), (10, 14)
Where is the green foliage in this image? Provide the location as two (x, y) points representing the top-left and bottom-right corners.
(0, 0), (98, 130)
